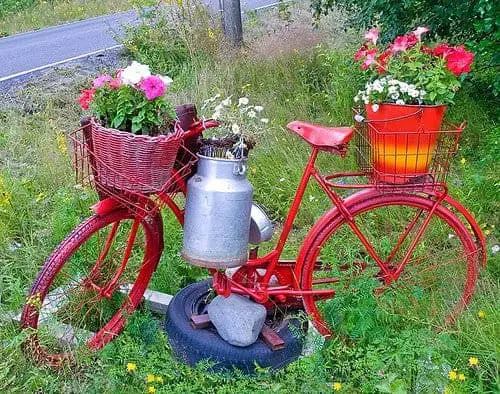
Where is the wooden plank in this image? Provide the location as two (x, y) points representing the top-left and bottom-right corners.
(260, 324), (285, 351)
(190, 313), (212, 329)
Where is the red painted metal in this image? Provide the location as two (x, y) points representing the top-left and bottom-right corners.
(287, 121), (353, 152)
(24, 112), (486, 367)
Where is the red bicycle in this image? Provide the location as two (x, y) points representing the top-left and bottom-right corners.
(20, 112), (486, 367)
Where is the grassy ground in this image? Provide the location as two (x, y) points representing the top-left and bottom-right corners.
(0, 0), (156, 37)
(0, 3), (499, 393)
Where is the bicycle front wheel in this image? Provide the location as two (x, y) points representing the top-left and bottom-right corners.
(300, 193), (480, 337)
(20, 209), (163, 367)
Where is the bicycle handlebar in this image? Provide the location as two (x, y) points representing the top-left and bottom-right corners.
(183, 119), (221, 139)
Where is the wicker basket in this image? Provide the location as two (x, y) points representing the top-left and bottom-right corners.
(83, 119), (183, 194)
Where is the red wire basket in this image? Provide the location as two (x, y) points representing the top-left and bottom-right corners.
(69, 119), (197, 215)
(353, 108), (465, 190)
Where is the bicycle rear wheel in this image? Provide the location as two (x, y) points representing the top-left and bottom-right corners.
(300, 193), (480, 337)
(20, 209), (163, 367)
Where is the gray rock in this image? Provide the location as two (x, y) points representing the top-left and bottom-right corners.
(207, 294), (267, 347)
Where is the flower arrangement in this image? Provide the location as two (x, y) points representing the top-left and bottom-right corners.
(198, 94), (269, 159)
(78, 61), (175, 136)
(353, 27), (474, 110)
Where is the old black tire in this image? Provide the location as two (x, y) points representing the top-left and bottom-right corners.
(164, 280), (304, 374)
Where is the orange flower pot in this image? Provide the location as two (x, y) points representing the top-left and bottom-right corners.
(365, 103), (447, 183)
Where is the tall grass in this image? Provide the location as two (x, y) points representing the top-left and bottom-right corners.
(0, 3), (498, 392)
(0, 0), (156, 37)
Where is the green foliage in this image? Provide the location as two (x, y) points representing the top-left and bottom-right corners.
(311, 0), (500, 96)
(91, 84), (175, 135)
(0, 0), (36, 18)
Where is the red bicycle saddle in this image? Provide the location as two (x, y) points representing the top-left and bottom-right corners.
(287, 121), (353, 151)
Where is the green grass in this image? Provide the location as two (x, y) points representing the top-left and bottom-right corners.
(0, 0), (156, 37)
(0, 4), (499, 393)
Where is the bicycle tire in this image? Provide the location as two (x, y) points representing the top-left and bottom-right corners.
(20, 209), (163, 367)
(299, 192), (480, 337)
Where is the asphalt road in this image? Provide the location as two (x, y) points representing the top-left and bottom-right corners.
(0, 0), (278, 81)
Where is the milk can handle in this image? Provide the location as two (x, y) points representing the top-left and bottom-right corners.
(233, 161), (247, 176)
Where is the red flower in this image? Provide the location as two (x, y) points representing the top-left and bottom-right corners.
(361, 49), (378, 70)
(445, 46), (474, 76)
(354, 45), (368, 61)
(433, 43), (454, 58)
(78, 88), (95, 110)
(376, 50), (391, 74)
(406, 34), (418, 48)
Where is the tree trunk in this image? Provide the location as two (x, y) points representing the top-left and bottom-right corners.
(222, 0), (243, 47)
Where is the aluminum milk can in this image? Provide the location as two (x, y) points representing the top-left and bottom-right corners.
(182, 155), (253, 268)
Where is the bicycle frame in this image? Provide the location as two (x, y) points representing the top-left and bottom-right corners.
(192, 146), (450, 305)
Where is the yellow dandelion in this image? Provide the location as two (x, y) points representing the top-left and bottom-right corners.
(207, 28), (215, 40)
(477, 310), (486, 319)
(251, 167), (256, 174)
(35, 192), (47, 203)
(333, 382), (342, 391)
(126, 362), (137, 372)
(146, 374), (155, 383)
(458, 373), (465, 381)
(56, 134), (67, 154)
(460, 157), (466, 165)
(448, 370), (457, 380)
(0, 190), (11, 208)
(484, 229), (491, 236)
(469, 357), (479, 367)
(155, 376), (163, 384)
(148, 386), (156, 394)
(491, 224), (495, 228)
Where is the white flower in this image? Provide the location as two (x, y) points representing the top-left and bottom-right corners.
(371, 104), (379, 112)
(238, 97), (249, 106)
(492, 245), (500, 254)
(231, 123), (240, 134)
(399, 82), (409, 93)
(354, 96), (359, 103)
(221, 96), (232, 106)
(159, 75), (173, 87)
(120, 61), (151, 85)
(396, 99), (405, 105)
(363, 98), (369, 105)
(388, 86), (398, 94)
(279, 177), (285, 182)
(247, 110), (257, 118)
(389, 79), (398, 85)
(260, 118), (269, 124)
(308, 195), (316, 201)
(254, 105), (264, 112)
(391, 93), (400, 100)
(409, 89), (419, 98)
(419, 90), (427, 97)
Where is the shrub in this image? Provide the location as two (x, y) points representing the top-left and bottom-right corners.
(311, 0), (500, 95)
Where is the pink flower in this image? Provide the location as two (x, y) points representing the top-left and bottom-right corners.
(140, 75), (166, 100)
(412, 26), (430, 41)
(109, 78), (121, 90)
(361, 49), (378, 70)
(389, 35), (418, 53)
(364, 28), (379, 45)
(92, 74), (112, 88)
(445, 46), (474, 76)
(354, 45), (368, 61)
